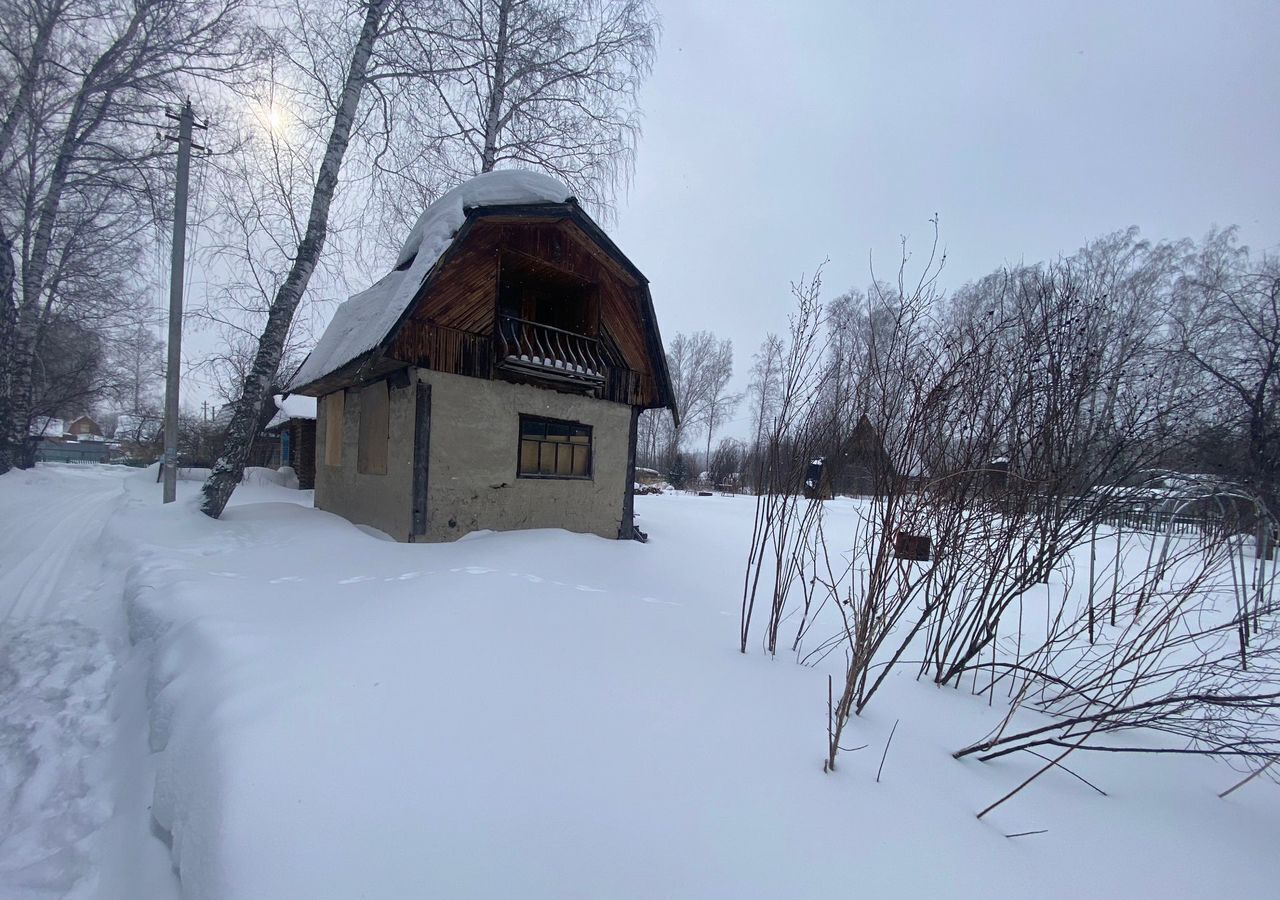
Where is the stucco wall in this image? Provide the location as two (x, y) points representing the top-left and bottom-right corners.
(314, 381), (415, 539)
(420, 369), (630, 542)
(313, 369), (633, 542)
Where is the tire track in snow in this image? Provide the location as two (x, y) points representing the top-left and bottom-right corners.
(0, 479), (121, 624)
(0, 467), (136, 897)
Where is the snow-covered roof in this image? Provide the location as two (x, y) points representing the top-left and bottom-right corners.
(289, 170), (574, 392)
(114, 414), (161, 441)
(266, 393), (318, 430)
(29, 417), (66, 437)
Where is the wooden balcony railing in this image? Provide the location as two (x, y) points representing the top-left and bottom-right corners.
(393, 315), (646, 404)
(496, 314), (608, 387)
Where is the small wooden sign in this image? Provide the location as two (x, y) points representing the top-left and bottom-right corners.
(894, 531), (931, 561)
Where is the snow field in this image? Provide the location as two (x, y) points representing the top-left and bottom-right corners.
(1, 465), (1275, 898)
(109, 479), (1277, 899)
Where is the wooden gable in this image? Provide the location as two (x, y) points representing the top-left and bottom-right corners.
(387, 210), (669, 412)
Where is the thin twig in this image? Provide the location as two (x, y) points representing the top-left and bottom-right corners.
(1022, 748), (1108, 796)
(876, 719), (899, 784)
(977, 738), (1080, 820)
(1218, 757), (1278, 799)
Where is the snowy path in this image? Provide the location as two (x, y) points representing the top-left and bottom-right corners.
(1, 467), (124, 624)
(0, 465), (176, 900)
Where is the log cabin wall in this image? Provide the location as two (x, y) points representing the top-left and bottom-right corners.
(386, 217), (661, 409)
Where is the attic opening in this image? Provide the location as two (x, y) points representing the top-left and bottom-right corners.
(496, 253), (606, 388)
(498, 253), (596, 336)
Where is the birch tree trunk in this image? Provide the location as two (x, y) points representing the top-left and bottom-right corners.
(0, 2), (67, 472)
(200, 0), (387, 518)
(478, 0), (511, 172)
(0, 222), (15, 471)
(6, 79), (107, 466)
(0, 7), (58, 181)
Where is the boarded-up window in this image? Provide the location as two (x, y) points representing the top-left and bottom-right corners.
(518, 415), (591, 479)
(323, 391), (344, 466)
(357, 380), (389, 475)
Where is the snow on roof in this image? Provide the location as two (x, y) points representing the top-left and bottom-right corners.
(289, 170), (573, 391)
(276, 393), (317, 420)
(114, 414), (160, 440)
(29, 417), (66, 437)
(267, 393), (318, 430)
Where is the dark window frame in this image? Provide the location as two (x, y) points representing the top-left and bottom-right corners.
(517, 414), (593, 480)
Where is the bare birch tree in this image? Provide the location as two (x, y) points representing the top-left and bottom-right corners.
(200, 0), (391, 517)
(390, 0), (657, 217)
(699, 339), (738, 472)
(0, 0), (254, 471)
(1173, 229), (1280, 520)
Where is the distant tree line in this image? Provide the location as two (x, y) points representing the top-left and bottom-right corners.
(644, 226), (1278, 506)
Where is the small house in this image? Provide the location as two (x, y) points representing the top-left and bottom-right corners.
(67, 415), (105, 441)
(288, 171), (677, 542)
(264, 394), (318, 489)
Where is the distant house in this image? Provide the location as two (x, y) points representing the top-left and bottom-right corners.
(114, 413), (162, 444)
(289, 170), (677, 542)
(807, 415), (895, 499)
(30, 415), (110, 465)
(67, 415), (105, 441)
(263, 394), (318, 489)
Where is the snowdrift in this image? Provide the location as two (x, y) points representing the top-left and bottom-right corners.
(104, 476), (1277, 899)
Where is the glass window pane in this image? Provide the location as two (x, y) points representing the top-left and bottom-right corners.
(572, 444), (588, 476)
(539, 442), (555, 474)
(569, 433), (588, 444)
(521, 419), (544, 439)
(555, 443), (573, 475)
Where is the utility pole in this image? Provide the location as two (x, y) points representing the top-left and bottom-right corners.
(161, 100), (206, 503)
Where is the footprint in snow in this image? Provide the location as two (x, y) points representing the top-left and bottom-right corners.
(388, 572), (421, 581)
(463, 566), (494, 575)
(339, 575), (377, 585)
(208, 571), (245, 579)
(575, 584), (606, 593)
(269, 575), (303, 584)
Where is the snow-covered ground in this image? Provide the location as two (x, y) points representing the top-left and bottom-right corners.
(1, 465), (1276, 898)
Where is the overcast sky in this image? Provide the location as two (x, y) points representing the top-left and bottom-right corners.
(606, 0), (1280, 436)
(178, 1), (1280, 434)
